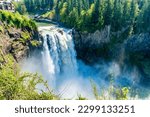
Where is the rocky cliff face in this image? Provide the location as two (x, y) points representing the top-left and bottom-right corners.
(74, 26), (150, 86)
(73, 26), (111, 64)
(0, 22), (39, 62)
(74, 26), (111, 48)
(125, 33), (150, 86)
(73, 25), (131, 64)
(1, 28), (29, 62)
(125, 33), (150, 52)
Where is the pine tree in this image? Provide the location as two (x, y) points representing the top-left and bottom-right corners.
(97, 0), (105, 29)
(60, 2), (69, 23)
(142, 0), (150, 32)
(122, 0), (131, 27)
(68, 7), (78, 27)
(50, 0), (54, 10)
(130, 0), (139, 24)
(129, 0), (139, 34)
(112, 0), (123, 31)
(87, 3), (96, 31)
(104, 0), (114, 25)
(22, 0), (150, 33)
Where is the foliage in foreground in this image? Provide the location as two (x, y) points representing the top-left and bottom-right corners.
(0, 54), (59, 100)
(0, 53), (129, 100)
(91, 80), (129, 100)
(0, 54), (129, 100)
(0, 49), (129, 100)
(76, 80), (129, 100)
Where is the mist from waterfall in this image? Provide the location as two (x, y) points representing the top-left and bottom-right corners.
(21, 26), (150, 99)
(21, 26), (93, 98)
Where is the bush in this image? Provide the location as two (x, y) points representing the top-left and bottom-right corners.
(0, 54), (59, 100)
(42, 10), (56, 20)
(0, 26), (4, 33)
(30, 40), (41, 47)
(91, 80), (129, 100)
(0, 10), (37, 31)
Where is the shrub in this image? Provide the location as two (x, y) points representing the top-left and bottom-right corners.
(0, 10), (37, 31)
(42, 10), (56, 20)
(18, 31), (30, 44)
(91, 80), (129, 100)
(0, 54), (59, 100)
(115, 87), (129, 100)
(0, 26), (4, 33)
(30, 40), (41, 47)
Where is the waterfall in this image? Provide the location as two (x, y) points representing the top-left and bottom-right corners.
(39, 26), (78, 79)
(21, 26), (147, 99)
(37, 26), (94, 98)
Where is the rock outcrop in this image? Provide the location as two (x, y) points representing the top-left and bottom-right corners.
(0, 22), (39, 62)
(73, 26), (111, 63)
(73, 25), (150, 86)
(125, 33), (150, 52)
(74, 25), (111, 48)
(125, 33), (150, 86)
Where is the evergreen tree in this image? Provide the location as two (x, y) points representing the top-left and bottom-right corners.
(49, 0), (54, 10)
(122, 0), (131, 27)
(22, 0), (150, 33)
(130, 0), (139, 24)
(60, 2), (68, 23)
(97, 0), (105, 29)
(68, 7), (78, 27)
(104, 0), (114, 25)
(112, 0), (123, 31)
(141, 0), (150, 32)
(129, 0), (139, 34)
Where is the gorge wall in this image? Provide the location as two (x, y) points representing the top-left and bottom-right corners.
(0, 21), (39, 63)
(73, 26), (111, 64)
(125, 33), (150, 86)
(73, 26), (150, 87)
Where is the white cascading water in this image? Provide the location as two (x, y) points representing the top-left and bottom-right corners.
(39, 26), (78, 87)
(21, 26), (148, 99)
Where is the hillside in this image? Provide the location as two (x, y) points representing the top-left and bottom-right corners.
(20, 0), (150, 33)
(0, 10), (58, 100)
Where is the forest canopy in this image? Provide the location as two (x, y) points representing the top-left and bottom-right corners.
(18, 0), (150, 33)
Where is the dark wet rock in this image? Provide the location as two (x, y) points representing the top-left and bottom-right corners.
(57, 29), (63, 35)
(125, 33), (150, 52)
(0, 24), (39, 62)
(125, 33), (150, 87)
(73, 26), (111, 64)
(8, 28), (21, 39)
(74, 26), (111, 48)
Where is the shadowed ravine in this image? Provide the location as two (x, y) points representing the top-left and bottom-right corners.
(21, 26), (150, 99)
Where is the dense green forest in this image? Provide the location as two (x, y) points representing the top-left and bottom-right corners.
(16, 0), (150, 33)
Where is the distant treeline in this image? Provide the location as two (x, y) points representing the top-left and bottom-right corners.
(17, 0), (150, 33)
